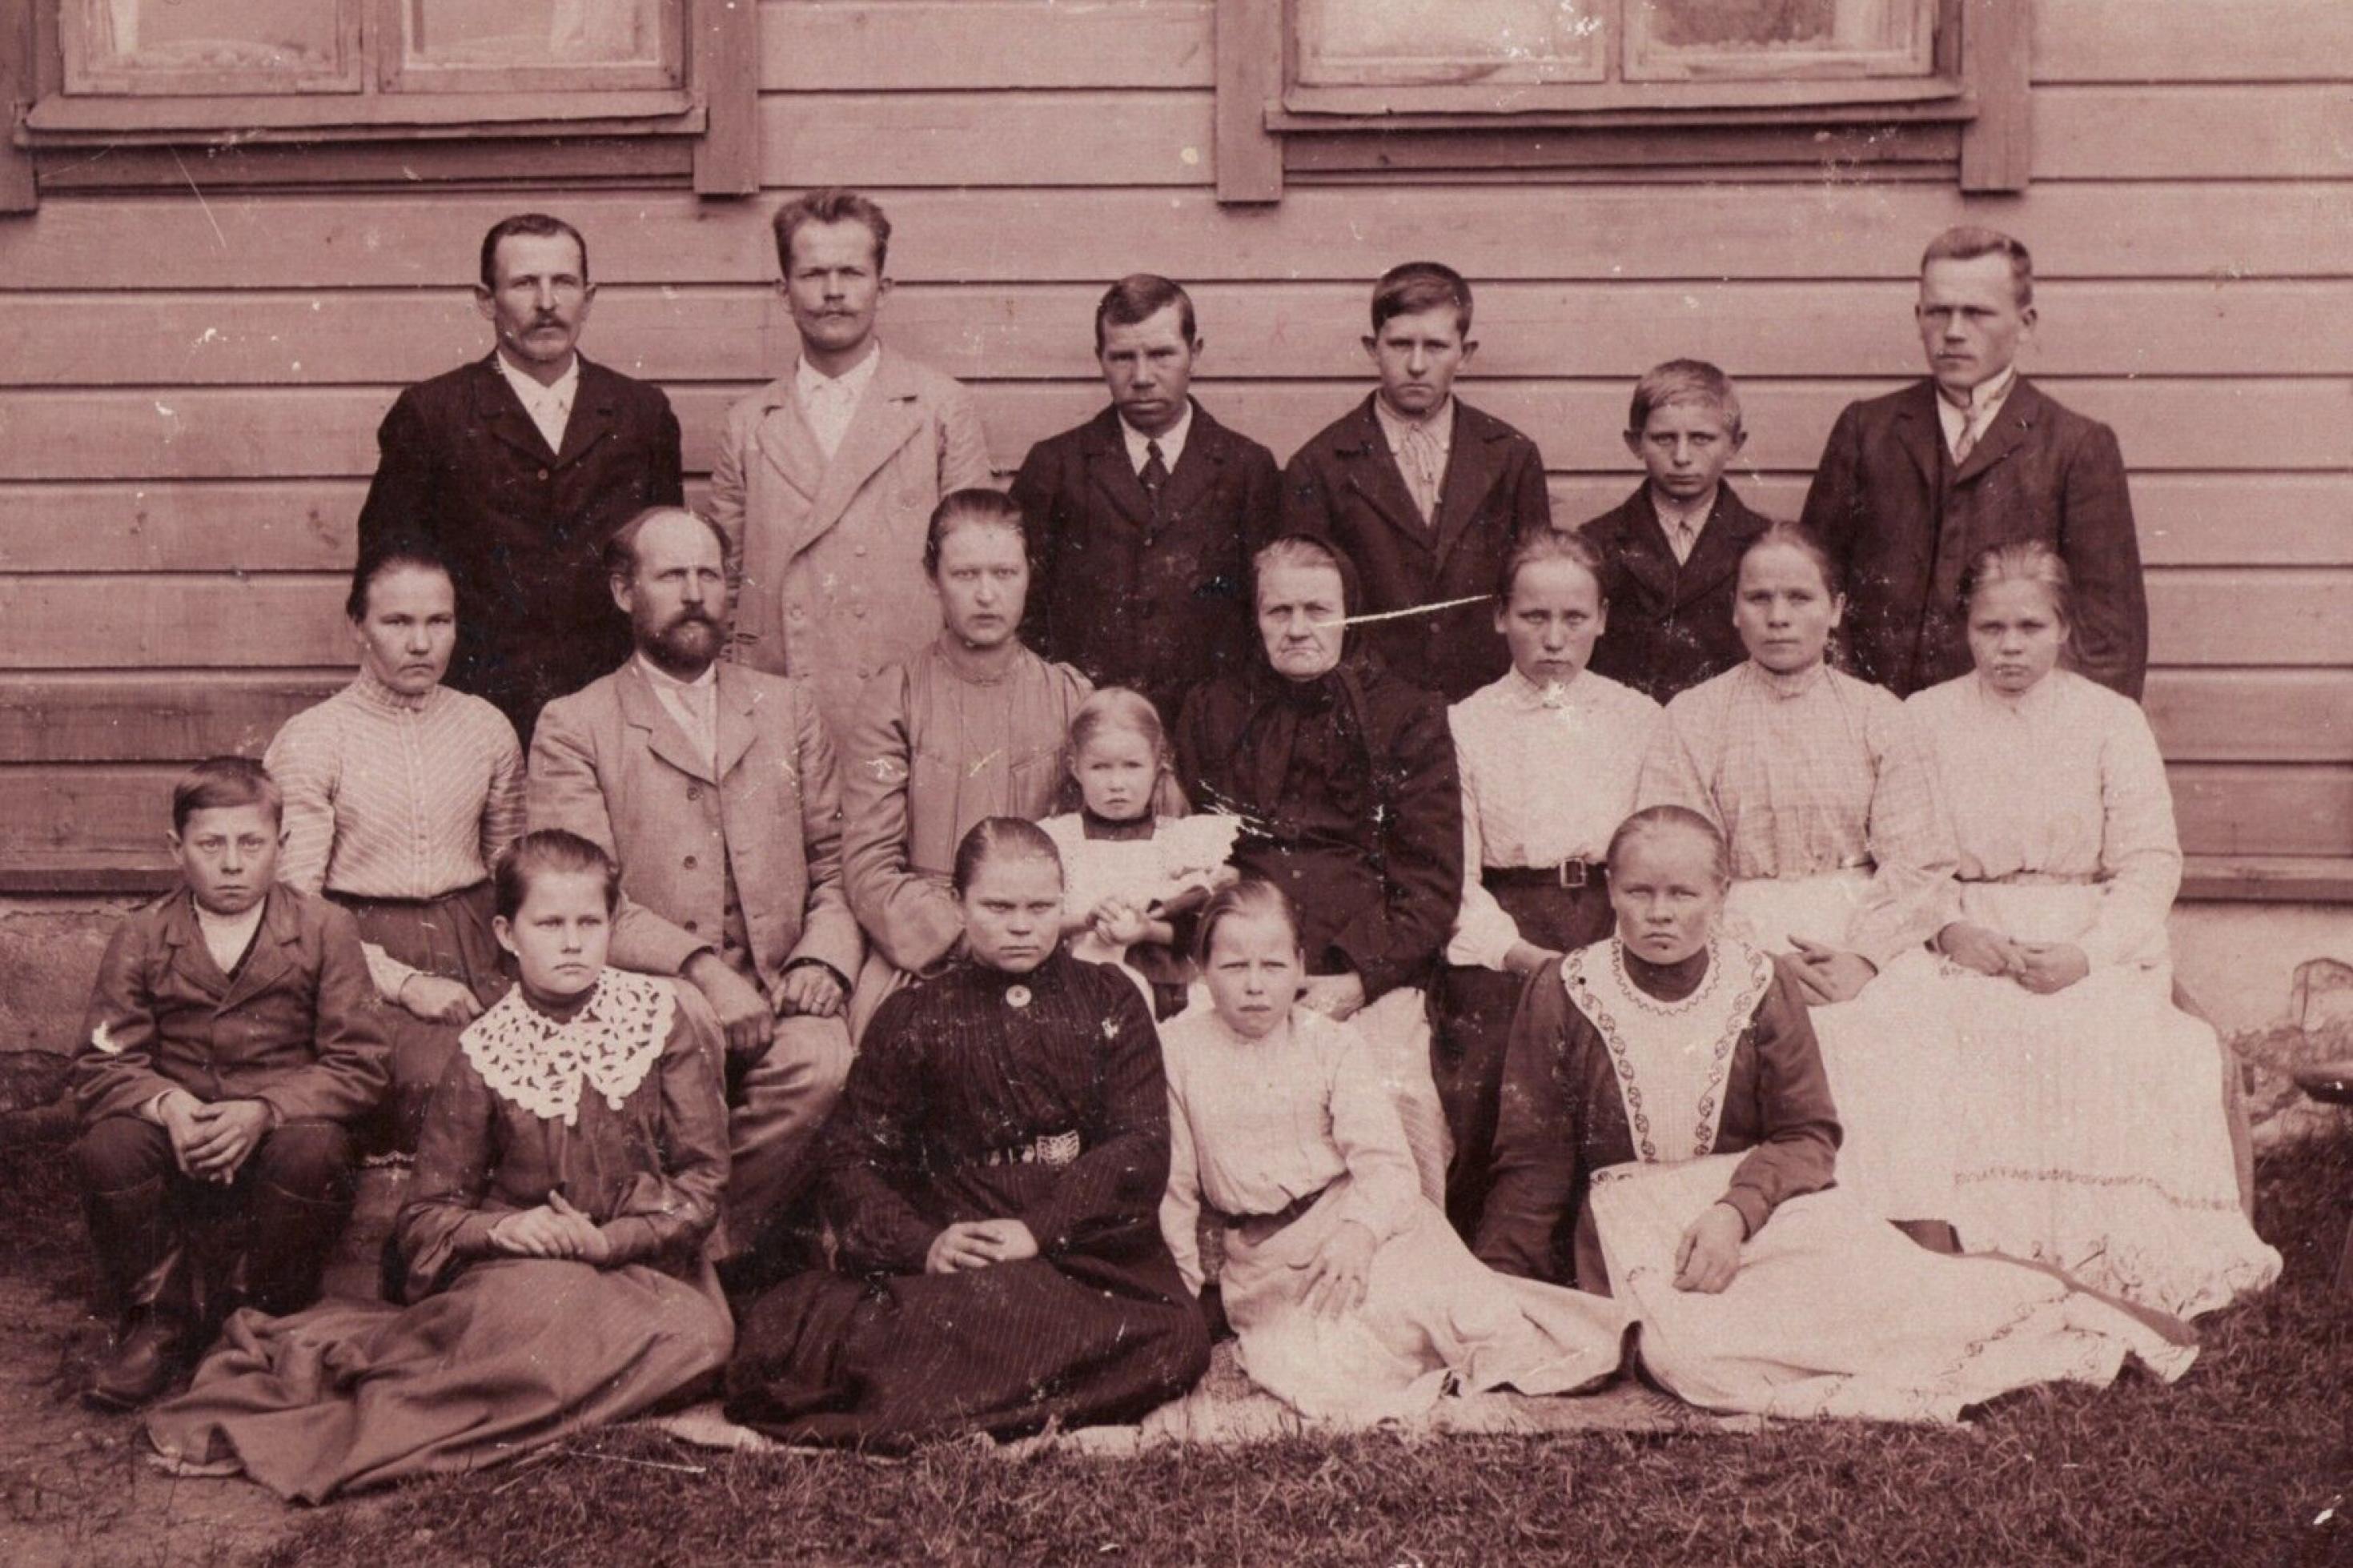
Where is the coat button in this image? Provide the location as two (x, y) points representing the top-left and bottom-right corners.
(684, 920), (700, 933)
(536, 468), (550, 480)
(686, 785), (701, 801)
(684, 854), (698, 869)
(853, 543), (868, 558)
(852, 605), (867, 619)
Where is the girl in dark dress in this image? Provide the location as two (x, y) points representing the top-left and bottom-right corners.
(725, 817), (1211, 1450)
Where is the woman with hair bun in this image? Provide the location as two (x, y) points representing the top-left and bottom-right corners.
(1909, 542), (2278, 1316)
(264, 542), (524, 1148)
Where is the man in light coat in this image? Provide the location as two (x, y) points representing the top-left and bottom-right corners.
(528, 507), (861, 1275)
(708, 188), (994, 741)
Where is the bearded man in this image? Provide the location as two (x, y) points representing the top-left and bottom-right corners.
(527, 507), (861, 1275)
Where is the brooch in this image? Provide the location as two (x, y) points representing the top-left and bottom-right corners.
(1006, 985), (1032, 1009)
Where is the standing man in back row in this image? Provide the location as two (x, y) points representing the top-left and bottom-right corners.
(1281, 262), (1552, 703)
(709, 188), (994, 740)
(1801, 226), (2148, 699)
(1012, 275), (1282, 725)
(359, 213), (685, 745)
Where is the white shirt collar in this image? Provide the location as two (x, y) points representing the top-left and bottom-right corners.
(797, 343), (881, 403)
(635, 652), (717, 693)
(1120, 399), (1194, 475)
(1936, 363), (2017, 451)
(493, 350), (579, 413)
(1372, 394), (1453, 455)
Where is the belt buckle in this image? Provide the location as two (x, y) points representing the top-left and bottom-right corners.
(1558, 860), (1588, 889)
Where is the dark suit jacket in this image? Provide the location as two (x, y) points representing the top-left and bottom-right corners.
(1280, 395), (1552, 702)
(1580, 480), (1774, 705)
(75, 886), (390, 1129)
(357, 353), (685, 741)
(1010, 401), (1282, 724)
(1798, 376), (2148, 699)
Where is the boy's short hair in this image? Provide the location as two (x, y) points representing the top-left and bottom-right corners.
(1370, 262), (1473, 336)
(1095, 274), (1198, 352)
(772, 187), (892, 275)
(1921, 225), (2034, 309)
(1627, 359), (1744, 438)
(171, 757), (282, 836)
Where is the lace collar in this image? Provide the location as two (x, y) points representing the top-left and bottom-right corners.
(459, 968), (675, 1125)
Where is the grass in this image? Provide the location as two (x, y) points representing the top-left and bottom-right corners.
(6, 1133), (2348, 1566)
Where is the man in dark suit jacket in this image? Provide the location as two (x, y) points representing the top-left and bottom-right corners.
(1581, 359), (1776, 704)
(1800, 227), (2148, 699)
(1012, 275), (1281, 724)
(358, 213), (685, 743)
(1281, 263), (1551, 703)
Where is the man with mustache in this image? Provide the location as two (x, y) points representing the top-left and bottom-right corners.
(527, 507), (861, 1282)
(709, 188), (993, 744)
(1799, 226), (2148, 698)
(357, 213), (685, 744)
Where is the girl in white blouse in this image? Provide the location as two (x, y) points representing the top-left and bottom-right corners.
(1160, 880), (1620, 1424)
(1439, 529), (1661, 1236)
(1909, 542), (2279, 1316)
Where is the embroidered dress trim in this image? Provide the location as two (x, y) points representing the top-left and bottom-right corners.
(459, 968), (676, 1125)
(1564, 938), (1774, 1163)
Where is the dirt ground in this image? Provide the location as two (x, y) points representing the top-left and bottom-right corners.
(0, 1269), (323, 1568)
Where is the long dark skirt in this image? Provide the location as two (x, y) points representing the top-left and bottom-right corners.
(330, 884), (508, 1153)
(1434, 875), (1615, 1240)
(724, 1169), (1209, 1452)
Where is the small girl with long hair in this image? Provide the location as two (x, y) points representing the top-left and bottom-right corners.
(1039, 687), (1239, 1017)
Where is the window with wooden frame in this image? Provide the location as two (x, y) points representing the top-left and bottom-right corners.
(1216, 0), (2030, 202)
(0, 0), (759, 211)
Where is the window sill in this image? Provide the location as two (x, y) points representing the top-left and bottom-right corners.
(1279, 73), (1968, 120)
(21, 86), (703, 146)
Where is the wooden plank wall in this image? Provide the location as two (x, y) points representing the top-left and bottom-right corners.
(0, 0), (2347, 888)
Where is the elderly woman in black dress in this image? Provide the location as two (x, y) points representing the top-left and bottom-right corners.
(1174, 534), (1463, 1205)
(724, 818), (1209, 1450)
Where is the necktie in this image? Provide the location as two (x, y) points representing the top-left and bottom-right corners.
(1141, 440), (1170, 524)
(1953, 408), (1984, 465)
(1400, 423), (1444, 524)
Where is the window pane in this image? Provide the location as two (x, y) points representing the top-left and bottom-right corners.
(1628, 0), (1933, 79)
(76, 0), (341, 75)
(402, 0), (668, 69)
(1298, 0), (1605, 87)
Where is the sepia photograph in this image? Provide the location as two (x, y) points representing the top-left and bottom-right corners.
(0, 1), (2347, 1562)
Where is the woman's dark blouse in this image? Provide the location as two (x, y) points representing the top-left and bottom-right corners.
(822, 948), (1174, 1273)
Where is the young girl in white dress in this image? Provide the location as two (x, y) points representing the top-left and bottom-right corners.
(1038, 687), (1239, 1017)
(1909, 542), (2279, 1317)
(1159, 880), (1623, 1425)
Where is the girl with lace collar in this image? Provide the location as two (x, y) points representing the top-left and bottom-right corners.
(1477, 808), (2195, 1424)
(147, 832), (734, 1502)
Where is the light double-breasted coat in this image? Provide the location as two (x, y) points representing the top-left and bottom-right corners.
(706, 347), (994, 741)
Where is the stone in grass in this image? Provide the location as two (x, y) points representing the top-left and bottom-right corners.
(2239, 958), (2353, 1149)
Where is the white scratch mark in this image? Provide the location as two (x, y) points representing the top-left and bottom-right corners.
(168, 148), (229, 254)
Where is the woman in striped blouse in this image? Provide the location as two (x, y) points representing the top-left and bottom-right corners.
(264, 542), (525, 1149)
